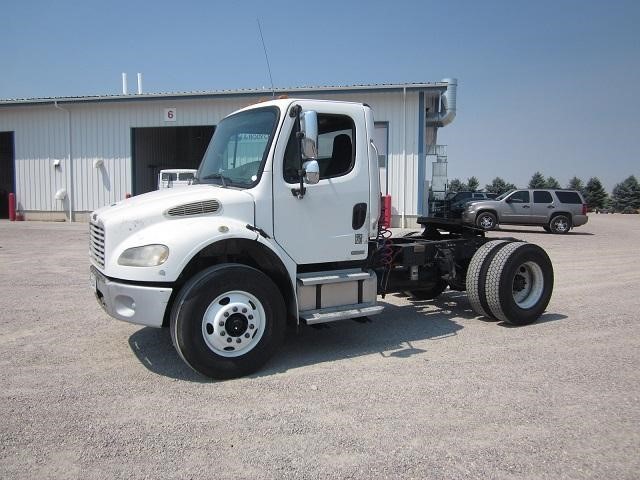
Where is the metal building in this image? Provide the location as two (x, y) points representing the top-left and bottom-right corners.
(0, 80), (457, 226)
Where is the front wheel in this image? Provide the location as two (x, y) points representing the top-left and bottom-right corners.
(170, 264), (286, 379)
(476, 212), (497, 230)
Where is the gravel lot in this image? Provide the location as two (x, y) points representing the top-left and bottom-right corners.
(1, 215), (639, 479)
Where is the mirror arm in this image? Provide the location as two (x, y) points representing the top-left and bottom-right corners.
(295, 131), (307, 198)
(291, 107), (306, 199)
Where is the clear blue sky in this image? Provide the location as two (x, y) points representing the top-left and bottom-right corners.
(1, 0), (638, 191)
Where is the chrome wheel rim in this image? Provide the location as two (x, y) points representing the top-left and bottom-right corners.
(553, 217), (569, 233)
(479, 215), (494, 229)
(512, 261), (544, 309)
(201, 290), (266, 357)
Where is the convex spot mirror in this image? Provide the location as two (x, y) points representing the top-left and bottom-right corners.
(303, 160), (320, 185)
(300, 110), (318, 160)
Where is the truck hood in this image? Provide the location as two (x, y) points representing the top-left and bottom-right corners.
(93, 185), (255, 225)
(90, 185), (257, 279)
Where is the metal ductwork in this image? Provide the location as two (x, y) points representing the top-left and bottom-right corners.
(426, 78), (457, 127)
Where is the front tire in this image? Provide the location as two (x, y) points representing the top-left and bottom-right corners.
(170, 264), (286, 379)
(476, 212), (497, 230)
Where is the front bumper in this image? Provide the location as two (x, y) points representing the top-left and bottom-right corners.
(90, 266), (173, 328)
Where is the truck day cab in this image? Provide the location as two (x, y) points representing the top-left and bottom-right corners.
(89, 99), (554, 379)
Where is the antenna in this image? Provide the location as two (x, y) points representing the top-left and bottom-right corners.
(257, 18), (275, 98)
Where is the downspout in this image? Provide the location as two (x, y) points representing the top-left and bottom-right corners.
(401, 86), (407, 228)
(54, 101), (74, 222)
(426, 78), (457, 127)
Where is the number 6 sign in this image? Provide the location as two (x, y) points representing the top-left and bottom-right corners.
(164, 108), (177, 122)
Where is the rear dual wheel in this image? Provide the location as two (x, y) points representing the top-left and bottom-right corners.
(466, 241), (553, 325)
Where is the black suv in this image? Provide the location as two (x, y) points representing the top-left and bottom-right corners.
(430, 191), (498, 218)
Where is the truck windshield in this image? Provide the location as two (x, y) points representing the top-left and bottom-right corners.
(197, 107), (279, 188)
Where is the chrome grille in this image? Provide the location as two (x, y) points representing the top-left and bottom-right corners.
(89, 220), (106, 268)
(166, 199), (220, 217)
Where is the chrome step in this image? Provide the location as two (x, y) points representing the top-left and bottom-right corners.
(296, 269), (372, 286)
(300, 304), (384, 325)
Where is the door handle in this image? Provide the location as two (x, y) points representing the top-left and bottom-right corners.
(547, 205), (555, 209)
(522, 205), (531, 209)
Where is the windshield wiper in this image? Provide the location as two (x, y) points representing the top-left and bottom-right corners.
(201, 172), (230, 187)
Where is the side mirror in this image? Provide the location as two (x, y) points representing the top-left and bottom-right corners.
(303, 160), (320, 185)
(300, 110), (318, 159)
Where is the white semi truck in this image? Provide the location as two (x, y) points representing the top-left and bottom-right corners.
(89, 98), (553, 379)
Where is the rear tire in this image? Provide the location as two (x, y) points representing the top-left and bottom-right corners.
(549, 214), (572, 234)
(466, 240), (511, 319)
(484, 243), (554, 325)
(170, 264), (286, 379)
(476, 212), (497, 230)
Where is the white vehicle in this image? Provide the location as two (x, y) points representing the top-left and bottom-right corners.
(90, 99), (554, 379)
(158, 169), (197, 189)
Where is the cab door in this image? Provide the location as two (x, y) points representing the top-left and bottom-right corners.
(272, 102), (370, 265)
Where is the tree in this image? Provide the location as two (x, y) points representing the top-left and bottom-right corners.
(486, 177), (517, 195)
(545, 176), (561, 189)
(467, 176), (479, 192)
(611, 175), (640, 213)
(448, 178), (467, 192)
(583, 177), (608, 210)
(567, 176), (584, 193)
(528, 171), (546, 189)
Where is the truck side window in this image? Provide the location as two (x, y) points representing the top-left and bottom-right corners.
(284, 114), (355, 183)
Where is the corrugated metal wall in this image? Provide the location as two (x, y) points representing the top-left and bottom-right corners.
(0, 90), (442, 220)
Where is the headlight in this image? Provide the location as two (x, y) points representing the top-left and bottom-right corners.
(118, 244), (169, 267)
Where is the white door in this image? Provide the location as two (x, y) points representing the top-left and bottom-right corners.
(272, 102), (371, 265)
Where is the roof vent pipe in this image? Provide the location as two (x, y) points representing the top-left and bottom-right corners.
(122, 73), (128, 95)
(426, 78), (457, 127)
(137, 73), (143, 94)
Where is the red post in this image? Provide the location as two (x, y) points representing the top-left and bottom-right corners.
(8, 193), (16, 221)
(380, 195), (392, 228)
